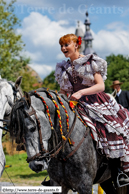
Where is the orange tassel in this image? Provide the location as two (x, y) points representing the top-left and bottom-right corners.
(62, 135), (66, 141)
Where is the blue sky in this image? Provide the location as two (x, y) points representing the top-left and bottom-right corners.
(11, 0), (129, 79)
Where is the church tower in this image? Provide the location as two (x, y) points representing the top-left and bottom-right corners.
(75, 11), (95, 55)
(83, 11), (94, 55)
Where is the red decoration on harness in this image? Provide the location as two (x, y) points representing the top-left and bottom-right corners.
(90, 133), (94, 139)
(69, 101), (75, 109)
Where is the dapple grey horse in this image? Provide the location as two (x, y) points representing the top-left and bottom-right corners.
(0, 76), (22, 177)
(9, 88), (128, 194)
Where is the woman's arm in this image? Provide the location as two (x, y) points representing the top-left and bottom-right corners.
(70, 73), (105, 100)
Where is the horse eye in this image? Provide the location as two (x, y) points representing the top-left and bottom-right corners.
(30, 126), (36, 132)
(26, 124), (36, 132)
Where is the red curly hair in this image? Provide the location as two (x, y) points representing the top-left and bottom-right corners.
(59, 34), (81, 50)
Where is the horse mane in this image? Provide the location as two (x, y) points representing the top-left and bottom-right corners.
(0, 78), (8, 83)
(0, 79), (9, 90)
(9, 88), (69, 143)
(10, 99), (26, 143)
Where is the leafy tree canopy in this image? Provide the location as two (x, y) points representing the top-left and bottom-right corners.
(105, 54), (129, 93)
(0, 0), (26, 81)
(42, 71), (60, 91)
(20, 65), (42, 92)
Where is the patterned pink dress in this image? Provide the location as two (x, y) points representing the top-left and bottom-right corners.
(55, 54), (129, 172)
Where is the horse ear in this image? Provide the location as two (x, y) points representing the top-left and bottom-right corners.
(14, 76), (22, 89)
(24, 91), (31, 108)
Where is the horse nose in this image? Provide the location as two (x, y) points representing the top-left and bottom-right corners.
(29, 160), (48, 173)
(29, 161), (43, 172)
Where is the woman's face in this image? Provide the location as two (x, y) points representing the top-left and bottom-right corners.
(60, 41), (77, 58)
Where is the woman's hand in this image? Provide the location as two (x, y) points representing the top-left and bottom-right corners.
(70, 91), (83, 101)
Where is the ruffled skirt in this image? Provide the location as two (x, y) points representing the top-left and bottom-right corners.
(79, 92), (129, 172)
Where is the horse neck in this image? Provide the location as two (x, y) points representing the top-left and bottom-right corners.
(0, 81), (15, 129)
(0, 97), (8, 119)
(47, 93), (75, 139)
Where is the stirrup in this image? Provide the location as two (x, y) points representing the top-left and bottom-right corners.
(117, 171), (129, 187)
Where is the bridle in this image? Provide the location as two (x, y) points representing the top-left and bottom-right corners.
(8, 81), (22, 103)
(16, 89), (90, 163)
(26, 105), (49, 161)
(0, 81), (23, 134)
(26, 105), (77, 163)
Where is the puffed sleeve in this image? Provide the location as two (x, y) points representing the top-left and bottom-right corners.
(74, 54), (107, 86)
(54, 60), (73, 92)
(91, 55), (107, 81)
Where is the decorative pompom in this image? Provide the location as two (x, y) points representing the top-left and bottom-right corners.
(69, 101), (78, 109)
(62, 135), (66, 141)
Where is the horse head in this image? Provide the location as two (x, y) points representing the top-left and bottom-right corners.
(9, 90), (54, 172)
(0, 76), (22, 177)
(5, 76), (23, 116)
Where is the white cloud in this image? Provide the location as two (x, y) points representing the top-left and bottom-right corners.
(92, 29), (129, 58)
(18, 12), (75, 47)
(56, 53), (65, 60)
(22, 51), (44, 62)
(17, 12), (75, 78)
(29, 64), (53, 77)
(17, 11), (129, 79)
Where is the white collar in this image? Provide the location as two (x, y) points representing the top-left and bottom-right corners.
(117, 89), (122, 96)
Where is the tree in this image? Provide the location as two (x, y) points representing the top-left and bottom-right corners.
(42, 71), (60, 91)
(105, 54), (129, 93)
(20, 65), (42, 92)
(0, 0), (26, 81)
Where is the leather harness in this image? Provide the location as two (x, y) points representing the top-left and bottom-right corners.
(15, 90), (90, 163)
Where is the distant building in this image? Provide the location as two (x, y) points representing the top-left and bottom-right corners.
(75, 11), (95, 55)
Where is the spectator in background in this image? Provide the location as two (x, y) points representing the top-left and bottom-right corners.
(110, 80), (129, 111)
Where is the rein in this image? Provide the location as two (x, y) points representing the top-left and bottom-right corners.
(26, 89), (89, 163)
(8, 81), (20, 103)
(0, 119), (10, 132)
(25, 105), (48, 162)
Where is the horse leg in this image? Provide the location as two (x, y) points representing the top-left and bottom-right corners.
(77, 185), (92, 194)
(100, 178), (117, 194)
(76, 179), (93, 194)
(49, 178), (69, 194)
(116, 186), (128, 194)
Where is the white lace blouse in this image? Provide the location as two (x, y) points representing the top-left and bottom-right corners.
(55, 54), (107, 92)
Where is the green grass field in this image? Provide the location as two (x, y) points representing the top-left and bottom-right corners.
(0, 153), (48, 186)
